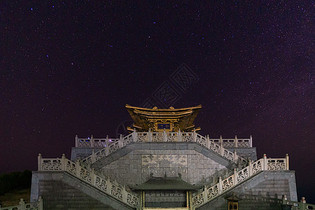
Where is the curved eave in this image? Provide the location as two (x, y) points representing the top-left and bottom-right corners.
(126, 104), (202, 112)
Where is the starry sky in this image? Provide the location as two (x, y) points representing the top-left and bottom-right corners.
(0, 0), (314, 203)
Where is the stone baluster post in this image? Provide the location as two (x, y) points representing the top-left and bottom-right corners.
(122, 186), (128, 204)
(285, 154), (289, 170)
(61, 154), (66, 171)
(106, 178), (112, 195)
(38, 153), (42, 171)
(234, 168), (238, 185)
(249, 135), (253, 147)
(119, 134), (123, 146)
(148, 129), (152, 142)
(220, 136), (224, 156)
(19, 198), (26, 210)
(118, 136), (123, 148)
(75, 135), (78, 147)
(91, 168), (95, 185)
(235, 135), (238, 147)
(206, 135), (210, 149)
(193, 130), (197, 142)
(218, 177), (223, 194)
(105, 136), (109, 156)
(263, 154), (268, 170)
(163, 130), (167, 142)
(203, 186), (208, 203)
(178, 129), (182, 142)
(248, 160), (252, 176)
(132, 129), (137, 142)
(75, 159), (81, 177)
(91, 135), (94, 147)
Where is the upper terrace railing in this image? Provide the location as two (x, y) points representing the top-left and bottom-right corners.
(211, 135), (252, 148)
(75, 135), (120, 148)
(75, 133), (252, 149)
(191, 154), (290, 209)
(81, 131), (248, 166)
(37, 154), (139, 208)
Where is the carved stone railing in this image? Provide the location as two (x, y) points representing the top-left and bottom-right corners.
(0, 197), (43, 210)
(38, 154), (140, 208)
(75, 135), (121, 148)
(210, 135), (252, 148)
(81, 131), (247, 166)
(76, 132), (252, 149)
(191, 154), (290, 209)
(81, 133), (134, 166)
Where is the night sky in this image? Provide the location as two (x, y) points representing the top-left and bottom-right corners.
(1, 1), (314, 203)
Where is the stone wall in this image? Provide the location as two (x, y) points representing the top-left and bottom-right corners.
(145, 190), (186, 208)
(101, 149), (226, 186)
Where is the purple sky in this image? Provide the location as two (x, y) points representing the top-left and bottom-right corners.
(0, 1), (314, 203)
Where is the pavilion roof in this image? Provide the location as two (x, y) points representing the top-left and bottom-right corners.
(125, 104), (201, 132)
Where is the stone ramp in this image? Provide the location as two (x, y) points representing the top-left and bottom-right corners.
(31, 171), (135, 210)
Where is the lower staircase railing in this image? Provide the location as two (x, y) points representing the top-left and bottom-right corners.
(38, 154), (140, 208)
(191, 154), (289, 209)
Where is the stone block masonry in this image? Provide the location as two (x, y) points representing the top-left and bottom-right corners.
(101, 149), (226, 186)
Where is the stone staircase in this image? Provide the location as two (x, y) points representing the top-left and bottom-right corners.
(35, 154), (139, 210)
(191, 154), (290, 209)
(80, 131), (248, 168)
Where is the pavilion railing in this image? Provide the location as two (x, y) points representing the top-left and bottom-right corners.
(37, 154), (140, 208)
(191, 154), (290, 209)
(0, 197), (43, 210)
(81, 131), (248, 166)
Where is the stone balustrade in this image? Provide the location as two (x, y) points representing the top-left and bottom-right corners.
(75, 135), (121, 148)
(37, 154), (140, 208)
(191, 154), (290, 208)
(81, 131), (248, 166)
(75, 132), (252, 149)
(0, 197), (43, 210)
(210, 135), (252, 148)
